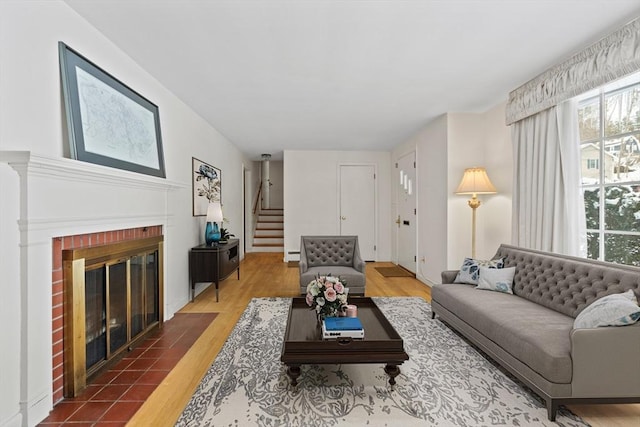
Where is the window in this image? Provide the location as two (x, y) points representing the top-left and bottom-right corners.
(578, 71), (640, 266)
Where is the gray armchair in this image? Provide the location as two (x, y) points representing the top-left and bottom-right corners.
(299, 236), (366, 295)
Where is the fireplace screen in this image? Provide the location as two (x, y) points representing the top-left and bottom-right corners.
(130, 253), (160, 341)
(145, 252), (160, 327)
(85, 267), (106, 369)
(108, 261), (128, 355)
(64, 236), (163, 396)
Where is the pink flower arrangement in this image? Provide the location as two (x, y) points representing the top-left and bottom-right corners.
(305, 274), (349, 318)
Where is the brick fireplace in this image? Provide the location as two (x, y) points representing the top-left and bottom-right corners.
(51, 225), (163, 404)
(0, 151), (183, 425)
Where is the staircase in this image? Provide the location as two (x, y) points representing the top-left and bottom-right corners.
(252, 208), (284, 252)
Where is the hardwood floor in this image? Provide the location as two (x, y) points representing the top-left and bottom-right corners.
(127, 252), (640, 426)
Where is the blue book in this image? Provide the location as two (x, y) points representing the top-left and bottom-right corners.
(323, 317), (363, 331)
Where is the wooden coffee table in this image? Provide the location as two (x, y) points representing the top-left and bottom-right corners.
(280, 297), (409, 387)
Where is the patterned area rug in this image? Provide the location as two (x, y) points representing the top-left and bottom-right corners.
(176, 297), (588, 427)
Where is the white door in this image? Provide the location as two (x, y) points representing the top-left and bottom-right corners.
(339, 165), (376, 261)
(397, 152), (416, 273)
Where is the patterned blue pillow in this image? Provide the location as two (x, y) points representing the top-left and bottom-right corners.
(454, 257), (505, 285)
(574, 290), (640, 328)
(476, 266), (515, 294)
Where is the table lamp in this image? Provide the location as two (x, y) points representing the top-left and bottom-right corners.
(205, 201), (223, 246)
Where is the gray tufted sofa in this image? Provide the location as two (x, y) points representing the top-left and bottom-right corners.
(431, 244), (640, 420)
(299, 236), (366, 295)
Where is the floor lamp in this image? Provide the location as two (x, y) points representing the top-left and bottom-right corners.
(455, 167), (497, 258)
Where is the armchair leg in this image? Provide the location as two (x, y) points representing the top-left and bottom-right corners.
(431, 311), (436, 319)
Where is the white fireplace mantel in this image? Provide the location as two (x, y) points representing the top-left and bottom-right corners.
(0, 150), (186, 426)
(0, 150), (184, 191)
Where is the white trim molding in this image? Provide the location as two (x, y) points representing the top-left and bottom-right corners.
(0, 151), (185, 191)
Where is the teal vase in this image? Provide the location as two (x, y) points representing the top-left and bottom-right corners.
(205, 222), (220, 246)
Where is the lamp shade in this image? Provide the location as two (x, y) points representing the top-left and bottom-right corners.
(206, 201), (224, 223)
(455, 167), (497, 195)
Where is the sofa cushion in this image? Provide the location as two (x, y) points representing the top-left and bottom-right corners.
(432, 283), (574, 384)
(454, 257), (505, 285)
(574, 289), (640, 328)
(476, 266), (516, 294)
(301, 266), (366, 288)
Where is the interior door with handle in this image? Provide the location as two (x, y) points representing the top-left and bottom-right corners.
(396, 152), (416, 273)
(339, 164), (376, 261)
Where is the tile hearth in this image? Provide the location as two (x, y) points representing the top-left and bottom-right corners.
(39, 312), (216, 426)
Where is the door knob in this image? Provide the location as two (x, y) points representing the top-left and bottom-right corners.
(341, 216), (346, 220)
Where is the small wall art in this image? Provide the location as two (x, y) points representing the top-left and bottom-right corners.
(192, 157), (221, 216)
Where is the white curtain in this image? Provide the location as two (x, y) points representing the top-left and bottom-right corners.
(506, 17), (640, 125)
(511, 99), (587, 256)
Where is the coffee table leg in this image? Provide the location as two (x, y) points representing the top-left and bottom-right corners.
(286, 365), (301, 387)
(384, 364), (400, 387)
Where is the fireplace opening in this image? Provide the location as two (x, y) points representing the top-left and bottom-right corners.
(62, 235), (163, 397)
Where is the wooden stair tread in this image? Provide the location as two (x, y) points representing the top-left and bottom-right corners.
(253, 208), (284, 251)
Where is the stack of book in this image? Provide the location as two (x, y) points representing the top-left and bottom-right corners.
(322, 317), (364, 339)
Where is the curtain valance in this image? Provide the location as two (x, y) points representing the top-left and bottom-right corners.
(506, 16), (640, 125)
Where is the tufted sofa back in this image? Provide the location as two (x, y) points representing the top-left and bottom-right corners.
(494, 244), (640, 318)
(302, 236), (358, 267)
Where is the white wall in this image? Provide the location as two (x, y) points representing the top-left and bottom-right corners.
(447, 112), (489, 264)
(283, 150), (391, 261)
(391, 114), (450, 285)
(479, 102), (513, 257)
(0, 2), (252, 426)
(391, 104), (512, 285)
(447, 104), (512, 265)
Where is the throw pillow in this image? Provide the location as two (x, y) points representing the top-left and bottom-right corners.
(454, 257), (505, 285)
(573, 289), (640, 329)
(476, 266), (516, 294)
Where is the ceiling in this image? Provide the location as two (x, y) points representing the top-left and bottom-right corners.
(64, 0), (640, 160)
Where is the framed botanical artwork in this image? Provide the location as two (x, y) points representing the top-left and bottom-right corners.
(59, 42), (166, 178)
(192, 157), (221, 216)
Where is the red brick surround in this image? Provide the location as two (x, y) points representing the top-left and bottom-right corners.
(51, 226), (163, 404)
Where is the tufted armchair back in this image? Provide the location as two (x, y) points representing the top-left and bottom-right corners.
(301, 236), (359, 267)
(298, 236), (366, 295)
(494, 244), (640, 318)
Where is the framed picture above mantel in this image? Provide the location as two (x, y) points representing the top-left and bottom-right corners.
(59, 42), (166, 178)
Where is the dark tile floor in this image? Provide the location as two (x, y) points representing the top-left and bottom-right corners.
(39, 312), (217, 427)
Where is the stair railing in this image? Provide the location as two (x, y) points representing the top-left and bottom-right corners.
(253, 181), (263, 215)
(249, 181), (263, 250)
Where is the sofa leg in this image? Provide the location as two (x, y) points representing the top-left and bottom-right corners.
(431, 311), (435, 319)
(546, 399), (558, 421)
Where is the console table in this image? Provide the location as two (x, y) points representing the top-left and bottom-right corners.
(189, 239), (240, 302)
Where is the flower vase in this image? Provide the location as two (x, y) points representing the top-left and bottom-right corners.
(317, 306), (342, 325)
